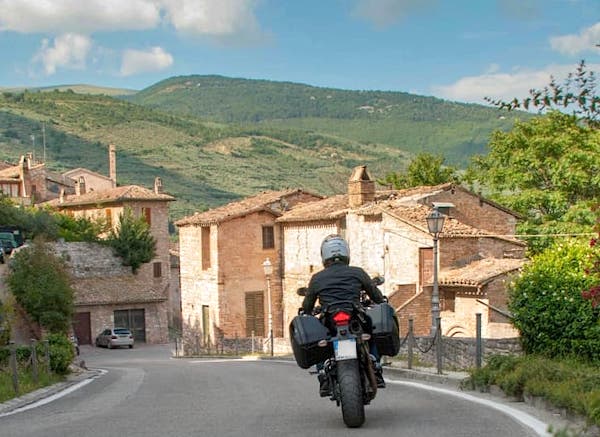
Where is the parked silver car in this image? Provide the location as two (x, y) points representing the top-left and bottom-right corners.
(95, 327), (134, 349)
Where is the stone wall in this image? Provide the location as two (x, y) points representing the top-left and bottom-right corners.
(53, 241), (169, 344)
(401, 336), (523, 369)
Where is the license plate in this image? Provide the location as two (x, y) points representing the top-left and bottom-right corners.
(334, 338), (357, 360)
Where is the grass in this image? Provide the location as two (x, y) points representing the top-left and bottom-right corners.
(462, 355), (600, 428)
(0, 368), (65, 403)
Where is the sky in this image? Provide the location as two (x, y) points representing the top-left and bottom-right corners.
(0, 0), (599, 105)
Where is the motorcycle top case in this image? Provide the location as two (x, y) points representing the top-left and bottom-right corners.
(366, 302), (401, 357)
(289, 315), (332, 369)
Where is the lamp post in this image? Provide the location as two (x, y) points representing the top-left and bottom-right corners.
(426, 207), (445, 336)
(262, 258), (274, 356)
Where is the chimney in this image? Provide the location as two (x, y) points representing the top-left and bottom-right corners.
(25, 153), (33, 169)
(108, 144), (116, 188)
(59, 188), (65, 204)
(154, 176), (163, 194)
(348, 165), (375, 208)
(75, 176), (86, 195)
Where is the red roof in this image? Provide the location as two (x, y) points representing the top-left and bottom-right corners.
(44, 185), (174, 207)
(175, 189), (321, 226)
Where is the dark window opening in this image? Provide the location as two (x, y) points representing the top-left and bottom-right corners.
(153, 262), (162, 278)
(262, 226), (274, 249)
(245, 291), (264, 337)
(142, 207), (152, 225)
(201, 227), (211, 270)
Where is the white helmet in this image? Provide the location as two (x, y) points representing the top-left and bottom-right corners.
(320, 234), (350, 266)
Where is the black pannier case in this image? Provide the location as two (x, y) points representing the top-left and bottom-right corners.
(366, 302), (400, 356)
(289, 315), (331, 369)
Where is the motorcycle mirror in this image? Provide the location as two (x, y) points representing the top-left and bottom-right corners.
(297, 287), (308, 296)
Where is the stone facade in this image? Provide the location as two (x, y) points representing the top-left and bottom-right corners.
(176, 190), (322, 351)
(53, 242), (169, 344)
(277, 167), (526, 340)
(0, 154), (75, 205)
(177, 166), (526, 351)
(62, 168), (115, 193)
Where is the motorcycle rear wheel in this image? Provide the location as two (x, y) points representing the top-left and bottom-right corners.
(337, 360), (365, 428)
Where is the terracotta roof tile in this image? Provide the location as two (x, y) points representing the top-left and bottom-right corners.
(277, 184), (452, 224)
(358, 197), (525, 244)
(44, 184), (175, 207)
(0, 165), (20, 179)
(277, 194), (349, 223)
(176, 189), (320, 226)
(438, 258), (526, 287)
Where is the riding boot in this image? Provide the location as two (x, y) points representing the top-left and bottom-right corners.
(370, 355), (386, 388)
(318, 372), (331, 397)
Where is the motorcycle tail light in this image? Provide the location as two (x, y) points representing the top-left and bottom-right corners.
(361, 333), (371, 341)
(332, 311), (351, 326)
(318, 340), (328, 347)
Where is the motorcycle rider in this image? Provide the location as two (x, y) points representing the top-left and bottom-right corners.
(301, 234), (386, 395)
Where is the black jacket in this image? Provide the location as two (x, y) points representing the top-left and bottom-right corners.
(302, 262), (385, 314)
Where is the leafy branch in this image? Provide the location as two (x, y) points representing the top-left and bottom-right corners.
(485, 60), (600, 129)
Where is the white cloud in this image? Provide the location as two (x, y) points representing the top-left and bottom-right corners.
(352, 0), (437, 28)
(550, 22), (600, 55)
(120, 47), (174, 76)
(32, 33), (92, 75)
(0, 0), (160, 33)
(160, 0), (264, 41)
(431, 63), (600, 104)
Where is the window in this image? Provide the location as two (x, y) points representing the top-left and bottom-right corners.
(419, 247), (433, 287)
(153, 262), (162, 278)
(201, 227), (211, 270)
(142, 207), (151, 225)
(105, 209), (112, 227)
(262, 225), (274, 249)
(245, 291), (264, 337)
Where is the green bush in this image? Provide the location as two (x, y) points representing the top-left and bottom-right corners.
(108, 208), (156, 273)
(467, 355), (600, 426)
(508, 239), (600, 361)
(46, 333), (74, 374)
(6, 238), (74, 333)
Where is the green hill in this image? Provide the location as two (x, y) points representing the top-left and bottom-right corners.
(0, 89), (411, 220)
(127, 75), (525, 164)
(0, 78), (529, 222)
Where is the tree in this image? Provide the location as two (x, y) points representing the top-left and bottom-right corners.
(108, 208), (156, 274)
(485, 60), (600, 129)
(467, 111), (599, 253)
(6, 238), (74, 334)
(53, 212), (106, 242)
(469, 112), (600, 212)
(582, 204), (600, 309)
(378, 152), (459, 189)
(508, 239), (600, 362)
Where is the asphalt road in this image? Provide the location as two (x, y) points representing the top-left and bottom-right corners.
(0, 344), (550, 437)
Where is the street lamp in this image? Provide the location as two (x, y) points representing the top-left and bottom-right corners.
(426, 207), (445, 336)
(262, 258), (274, 356)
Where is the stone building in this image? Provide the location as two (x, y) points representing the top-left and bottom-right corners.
(62, 144), (118, 193)
(277, 166), (526, 339)
(0, 153), (75, 205)
(175, 189), (321, 350)
(43, 179), (175, 345)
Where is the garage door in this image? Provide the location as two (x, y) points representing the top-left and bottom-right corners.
(114, 309), (146, 342)
(73, 312), (91, 345)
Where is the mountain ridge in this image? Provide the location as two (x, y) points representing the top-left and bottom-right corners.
(0, 76), (527, 221)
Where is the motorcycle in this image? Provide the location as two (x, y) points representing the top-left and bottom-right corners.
(290, 276), (399, 428)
